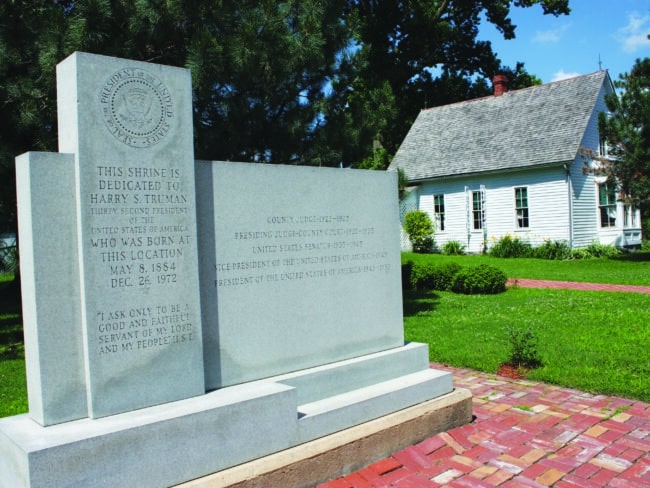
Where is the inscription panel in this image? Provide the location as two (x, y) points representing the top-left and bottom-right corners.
(88, 164), (190, 291)
(215, 215), (390, 288)
(57, 52), (204, 418)
(197, 162), (404, 389)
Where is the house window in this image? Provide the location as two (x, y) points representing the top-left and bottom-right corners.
(598, 183), (617, 227)
(472, 191), (484, 230)
(434, 194), (445, 231)
(599, 136), (608, 157)
(515, 187), (529, 228)
(624, 204), (638, 228)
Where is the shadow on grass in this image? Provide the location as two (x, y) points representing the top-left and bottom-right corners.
(0, 278), (24, 361)
(612, 251), (650, 262)
(402, 289), (441, 317)
(0, 278), (21, 310)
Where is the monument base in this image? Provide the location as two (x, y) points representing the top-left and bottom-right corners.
(178, 388), (473, 488)
(0, 346), (469, 488)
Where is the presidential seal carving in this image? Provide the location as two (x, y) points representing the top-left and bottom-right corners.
(100, 67), (174, 148)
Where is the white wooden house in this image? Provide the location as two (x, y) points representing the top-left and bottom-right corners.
(389, 71), (642, 253)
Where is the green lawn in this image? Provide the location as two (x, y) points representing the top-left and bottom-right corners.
(404, 287), (650, 402)
(0, 276), (27, 417)
(401, 252), (650, 402)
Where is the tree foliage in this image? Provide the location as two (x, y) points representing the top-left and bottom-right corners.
(0, 0), (570, 231)
(599, 57), (650, 214)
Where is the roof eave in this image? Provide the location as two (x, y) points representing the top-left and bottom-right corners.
(405, 160), (572, 184)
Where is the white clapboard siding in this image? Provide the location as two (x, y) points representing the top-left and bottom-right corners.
(418, 167), (570, 253)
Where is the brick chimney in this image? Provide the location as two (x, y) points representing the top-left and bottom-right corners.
(492, 74), (509, 96)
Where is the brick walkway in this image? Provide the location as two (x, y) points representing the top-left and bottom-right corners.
(319, 364), (650, 487)
(507, 279), (650, 294)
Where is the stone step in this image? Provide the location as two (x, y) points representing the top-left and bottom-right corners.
(296, 368), (453, 442)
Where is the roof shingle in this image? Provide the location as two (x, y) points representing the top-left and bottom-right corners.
(389, 71), (610, 181)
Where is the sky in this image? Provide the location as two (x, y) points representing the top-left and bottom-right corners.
(479, 0), (650, 83)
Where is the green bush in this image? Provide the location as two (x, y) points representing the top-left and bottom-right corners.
(451, 264), (507, 295)
(584, 243), (621, 258)
(533, 239), (571, 260)
(506, 326), (542, 369)
(0, 245), (18, 275)
(403, 210), (434, 253)
(488, 235), (532, 258)
(570, 248), (592, 260)
(442, 240), (466, 256)
(568, 243), (620, 259)
(411, 262), (463, 291)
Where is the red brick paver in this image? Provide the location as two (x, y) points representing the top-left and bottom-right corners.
(319, 365), (650, 487)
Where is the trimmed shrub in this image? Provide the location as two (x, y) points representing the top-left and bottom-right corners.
(451, 264), (507, 295)
(533, 239), (571, 260)
(442, 240), (466, 256)
(488, 235), (532, 258)
(410, 262), (463, 291)
(403, 210), (434, 253)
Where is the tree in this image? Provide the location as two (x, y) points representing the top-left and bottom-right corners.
(404, 210), (435, 253)
(61, 0), (352, 164)
(324, 0), (569, 167)
(0, 0), (67, 231)
(1, 0), (353, 230)
(599, 57), (650, 214)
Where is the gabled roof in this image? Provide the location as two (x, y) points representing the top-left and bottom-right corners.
(389, 71), (612, 182)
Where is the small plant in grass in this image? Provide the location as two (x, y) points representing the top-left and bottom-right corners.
(506, 326), (542, 370)
(450, 264), (507, 294)
(403, 210), (435, 253)
(489, 234), (532, 258)
(442, 240), (465, 256)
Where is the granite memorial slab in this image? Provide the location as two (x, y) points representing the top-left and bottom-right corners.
(15, 152), (86, 426)
(196, 161), (404, 389)
(56, 52), (205, 418)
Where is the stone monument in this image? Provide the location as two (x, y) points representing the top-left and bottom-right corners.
(0, 52), (471, 488)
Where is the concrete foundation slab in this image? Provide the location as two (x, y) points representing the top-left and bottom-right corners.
(177, 388), (473, 488)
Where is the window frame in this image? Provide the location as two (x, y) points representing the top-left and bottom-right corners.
(433, 194), (445, 232)
(599, 136), (608, 158)
(598, 183), (617, 228)
(624, 203), (638, 228)
(514, 187), (529, 229)
(471, 190), (484, 231)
